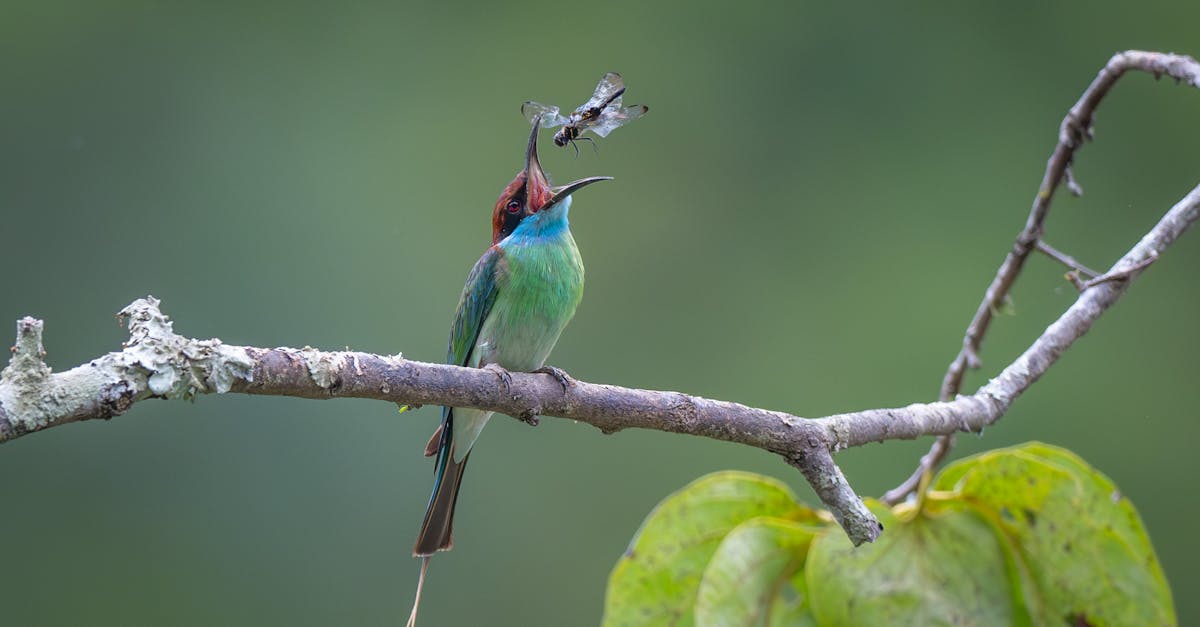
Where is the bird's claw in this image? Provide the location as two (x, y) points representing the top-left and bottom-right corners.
(533, 365), (574, 393)
(483, 363), (514, 395)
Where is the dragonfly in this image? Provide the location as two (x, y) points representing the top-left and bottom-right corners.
(521, 72), (648, 154)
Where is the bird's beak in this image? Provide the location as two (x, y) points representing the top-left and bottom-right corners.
(525, 115), (612, 212)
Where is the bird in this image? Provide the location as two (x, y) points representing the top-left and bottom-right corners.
(407, 117), (611, 625)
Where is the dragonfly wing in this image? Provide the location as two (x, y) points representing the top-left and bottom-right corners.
(521, 101), (566, 128)
(594, 72), (625, 101)
(578, 72), (627, 112)
(588, 104), (648, 137)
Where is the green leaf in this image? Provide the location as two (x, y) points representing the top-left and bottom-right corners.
(695, 517), (819, 627)
(933, 442), (1175, 626)
(768, 572), (818, 627)
(605, 443), (1174, 627)
(806, 502), (1021, 626)
(602, 471), (822, 627)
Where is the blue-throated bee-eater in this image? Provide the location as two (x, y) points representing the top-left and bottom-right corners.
(408, 118), (611, 625)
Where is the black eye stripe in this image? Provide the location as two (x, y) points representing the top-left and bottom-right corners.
(497, 188), (529, 241)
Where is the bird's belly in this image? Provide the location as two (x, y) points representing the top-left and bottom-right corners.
(475, 295), (576, 371)
(474, 246), (583, 372)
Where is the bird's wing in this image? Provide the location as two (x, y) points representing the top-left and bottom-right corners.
(414, 246), (502, 557)
(447, 245), (502, 370)
(438, 244), (502, 447)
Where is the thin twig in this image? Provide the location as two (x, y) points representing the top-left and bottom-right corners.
(1036, 239), (1101, 278)
(884, 50), (1200, 505)
(1065, 166), (1084, 197)
(1084, 253), (1158, 288)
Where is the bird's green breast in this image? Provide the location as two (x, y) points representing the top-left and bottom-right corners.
(476, 231), (584, 372)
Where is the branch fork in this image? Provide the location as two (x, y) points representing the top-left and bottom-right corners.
(884, 50), (1200, 504)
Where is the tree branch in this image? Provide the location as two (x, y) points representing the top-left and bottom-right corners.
(3, 174), (1198, 544)
(2, 50), (1197, 546)
(883, 50), (1200, 504)
(0, 297), (884, 544)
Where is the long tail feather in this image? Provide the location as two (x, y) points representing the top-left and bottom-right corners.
(406, 557), (430, 627)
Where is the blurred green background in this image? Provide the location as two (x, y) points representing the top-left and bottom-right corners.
(2, 1), (1198, 625)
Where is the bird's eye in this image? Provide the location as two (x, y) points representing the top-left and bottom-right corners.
(506, 199), (521, 213)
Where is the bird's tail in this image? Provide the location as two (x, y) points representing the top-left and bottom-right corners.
(413, 412), (470, 557)
(406, 556), (430, 627)
(408, 412), (469, 626)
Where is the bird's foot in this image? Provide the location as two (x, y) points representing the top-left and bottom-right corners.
(483, 363), (514, 396)
(533, 365), (574, 393)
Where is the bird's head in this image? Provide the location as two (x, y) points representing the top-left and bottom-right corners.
(491, 117), (611, 244)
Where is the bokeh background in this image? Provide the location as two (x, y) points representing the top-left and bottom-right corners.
(3, 2), (1199, 625)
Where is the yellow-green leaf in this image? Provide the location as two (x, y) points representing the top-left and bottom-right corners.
(933, 442), (1175, 626)
(806, 501), (1020, 626)
(695, 517), (820, 627)
(604, 443), (1174, 626)
(602, 471), (821, 627)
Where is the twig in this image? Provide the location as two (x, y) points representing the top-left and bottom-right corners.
(1084, 253), (1158, 288)
(882, 50), (1200, 505)
(1035, 239), (1101, 278)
